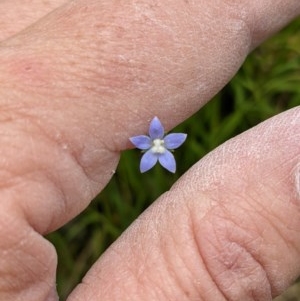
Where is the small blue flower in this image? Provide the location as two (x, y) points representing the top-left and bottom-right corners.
(130, 117), (187, 173)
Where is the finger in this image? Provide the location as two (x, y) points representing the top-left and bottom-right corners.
(0, 0), (299, 231)
(0, 0), (298, 300)
(0, 0), (67, 41)
(67, 107), (300, 301)
(1, 0), (299, 149)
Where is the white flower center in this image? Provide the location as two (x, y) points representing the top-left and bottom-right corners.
(151, 139), (166, 154)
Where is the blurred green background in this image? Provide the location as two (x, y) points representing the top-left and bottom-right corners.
(47, 18), (300, 300)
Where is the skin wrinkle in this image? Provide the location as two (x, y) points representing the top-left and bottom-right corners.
(188, 206), (228, 301)
(125, 232), (179, 300)
(231, 190), (299, 296)
(192, 194), (267, 301)
(228, 207), (274, 293)
(2, 85), (119, 182)
(159, 225), (197, 300)
(0, 171), (67, 234)
(0, 110), (103, 233)
(87, 244), (138, 299)
(132, 193), (227, 300)
(11, 233), (50, 282)
(197, 212), (273, 301)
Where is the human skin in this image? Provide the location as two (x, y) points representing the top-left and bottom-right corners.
(0, 0), (299, 300)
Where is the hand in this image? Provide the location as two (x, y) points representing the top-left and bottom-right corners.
(0, 1), (299, 300)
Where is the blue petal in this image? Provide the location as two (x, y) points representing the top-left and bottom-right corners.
(129, 135), (151, 150)
(158, 150), (176, 173)
(149, 116), (164, 139)
(140, 150), (158, 173)
(164, 133), (187, 149)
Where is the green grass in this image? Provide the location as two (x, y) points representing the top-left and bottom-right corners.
(47, 18), (300, 300)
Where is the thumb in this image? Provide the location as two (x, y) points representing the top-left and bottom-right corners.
(68, 107), (300, 301)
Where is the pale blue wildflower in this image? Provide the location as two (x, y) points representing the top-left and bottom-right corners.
(130, 117), (187, 173)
